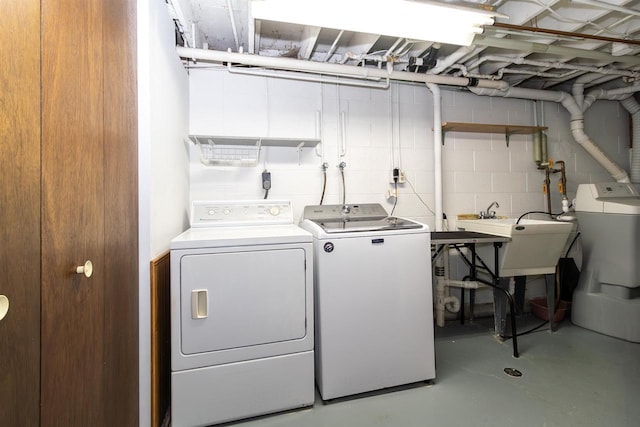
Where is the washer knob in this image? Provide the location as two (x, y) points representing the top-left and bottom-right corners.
(269, 206), (280, 216)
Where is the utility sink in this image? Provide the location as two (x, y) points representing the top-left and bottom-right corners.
(456, 217), (574, 276)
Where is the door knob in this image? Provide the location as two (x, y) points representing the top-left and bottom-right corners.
(76, 260), (93, 278)
(0, 295), (8, 321)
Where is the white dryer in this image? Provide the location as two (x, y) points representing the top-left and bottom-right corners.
(300, 203), (435, 401)
(170, 200), (314, 427)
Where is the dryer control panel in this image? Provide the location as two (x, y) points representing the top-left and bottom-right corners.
(191, 200), (293, 227)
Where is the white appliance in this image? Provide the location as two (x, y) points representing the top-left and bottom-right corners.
(170, 200), (314, 427)
(573, 183), (640, 342)
(299, 203), (435, 400)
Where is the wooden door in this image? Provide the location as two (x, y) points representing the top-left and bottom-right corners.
(102, 0), (139, 424)
(40, 0), (138, 425)
(0, 0), (42, 425)
(41, 0), (106, 423)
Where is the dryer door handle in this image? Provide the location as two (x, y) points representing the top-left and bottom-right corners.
(191, 289), (208, 319)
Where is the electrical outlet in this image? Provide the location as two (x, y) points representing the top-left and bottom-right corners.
(389, 169), (406, 184)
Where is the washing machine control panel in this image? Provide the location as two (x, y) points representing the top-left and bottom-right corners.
(190, 200), (293, 227)
(302, 203), (389, 221)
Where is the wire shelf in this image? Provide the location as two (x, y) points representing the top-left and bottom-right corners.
(194, 137), (261, 167)
(190, 135), (321, 167)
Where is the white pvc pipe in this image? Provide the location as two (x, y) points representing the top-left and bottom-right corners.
(427, 83), (443, 231)
(435, 275), (447, 327)
(572, 0), (640, 17)
(571, 73), (601, 112)
(227, 65), (391, 89)
(176, 47), (509, 90)
(444, 279), (489, 290)
(467, 55), (640, 79)
(428, 45), (476, 75)
(470, 86), (631, 183)
(444, 296), (461, 313)
(226, 0), (239, 52)
(583, 85), (640, 110)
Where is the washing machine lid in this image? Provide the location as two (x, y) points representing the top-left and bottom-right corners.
(300, 203), (425, 234)
(576, 183), (640, 214)
(314, 216), (423, 233)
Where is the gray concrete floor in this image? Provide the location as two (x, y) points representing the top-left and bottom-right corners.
(227, 316), (640, 427)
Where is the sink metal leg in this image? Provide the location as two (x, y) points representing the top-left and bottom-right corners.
(514, 276), (526, 315)
(545, 273), (556, 332)
(491, 242), (519, 358)
(492, 277), (511, 336)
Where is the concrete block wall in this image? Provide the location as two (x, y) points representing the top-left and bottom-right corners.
(188, 67), (630, 304)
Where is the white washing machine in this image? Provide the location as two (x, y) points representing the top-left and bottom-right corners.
(170, 200), (314, 427)
(573, 183), (640, 342)
(300, 204), (435, 400)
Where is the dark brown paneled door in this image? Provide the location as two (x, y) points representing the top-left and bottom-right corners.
(0, 0), (42, 425)
(41, 0), (106, 425)
(1, 0), (137, 425)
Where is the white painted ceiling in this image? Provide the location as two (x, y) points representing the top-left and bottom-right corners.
(168, 0), (640, 91)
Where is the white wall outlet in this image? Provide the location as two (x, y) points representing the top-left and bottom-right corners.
(389, 169), (406, 184)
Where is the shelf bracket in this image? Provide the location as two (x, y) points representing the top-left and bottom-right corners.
(296, 142), (304, 165)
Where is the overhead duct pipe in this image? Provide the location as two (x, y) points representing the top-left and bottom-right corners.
(620, 97), (640, 183)
(176, 47), (509, 90)
(470, 86), (631, 183)
(582, 85), (640, 111)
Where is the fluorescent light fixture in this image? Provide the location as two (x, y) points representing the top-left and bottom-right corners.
(251, 0), (505, 46)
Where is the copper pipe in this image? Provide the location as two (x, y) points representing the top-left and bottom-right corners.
(552, 160), (567, 197)
(545, 167), (552, 215)
(491, 22), (640, 47)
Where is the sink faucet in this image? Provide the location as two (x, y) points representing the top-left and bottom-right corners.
(481, 201), (499, 219)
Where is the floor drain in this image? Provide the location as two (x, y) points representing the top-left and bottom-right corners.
(504, 367), (522, 377)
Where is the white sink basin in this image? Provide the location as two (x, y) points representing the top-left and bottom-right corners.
(456, 218), (573, 276)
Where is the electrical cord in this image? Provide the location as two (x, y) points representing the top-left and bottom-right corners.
(390, 181), (398, 216)
(564, 232), (581, 257)
(501, 320), (549, 340)
(404, 176), (435, 215)
(262, 170), (271, 200)
(516, 210), (564, 224)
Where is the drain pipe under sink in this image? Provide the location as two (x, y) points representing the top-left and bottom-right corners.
(427, 82), (462, 326)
